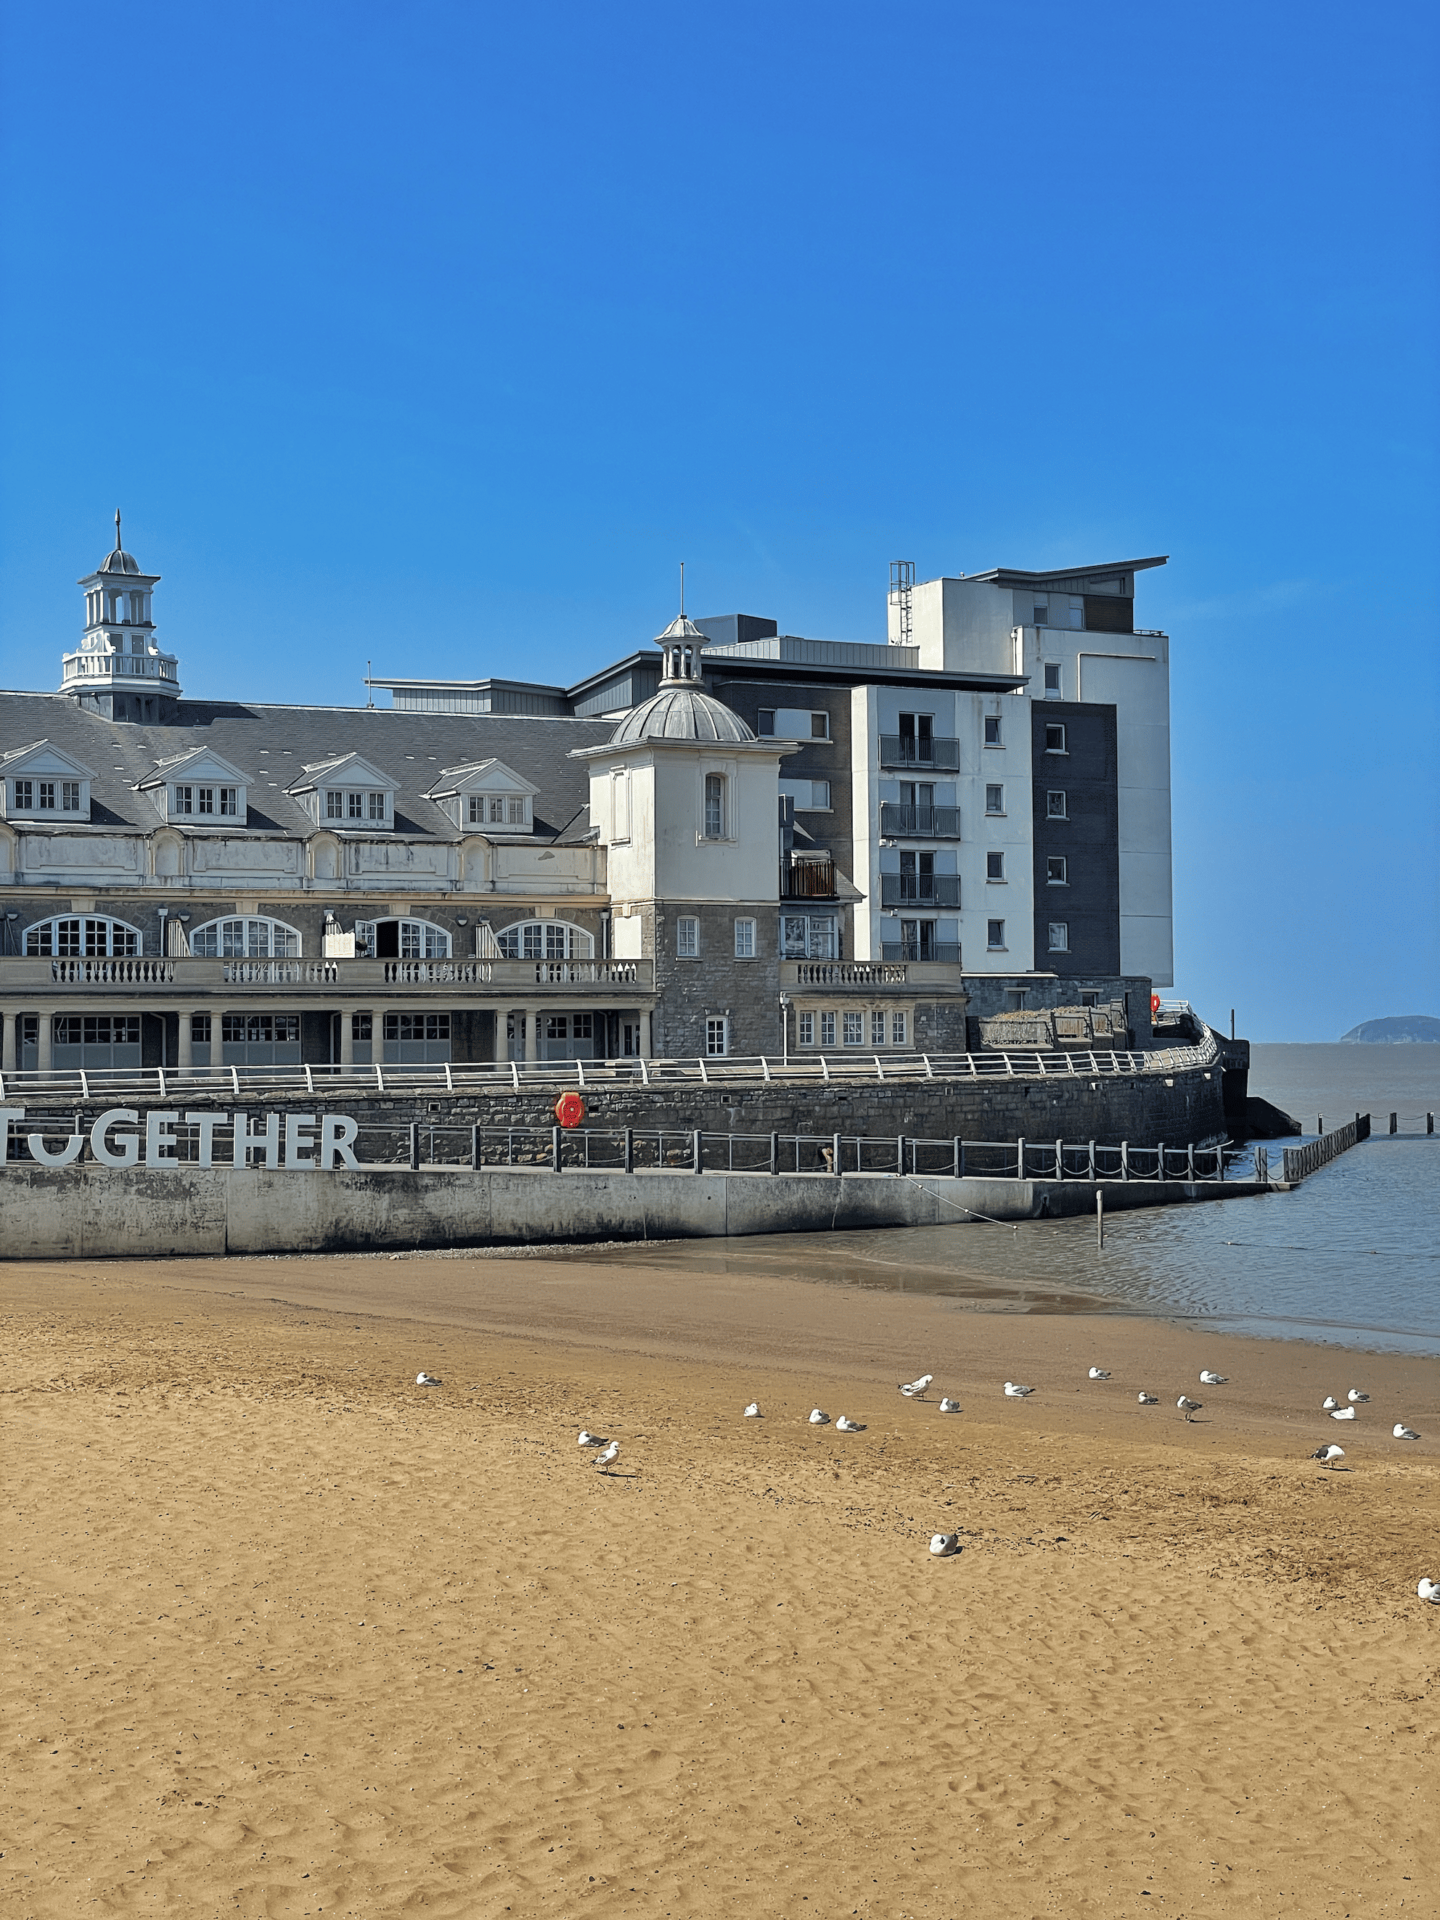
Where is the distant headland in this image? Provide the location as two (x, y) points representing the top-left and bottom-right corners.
(1338, 1015), (1440, 1043)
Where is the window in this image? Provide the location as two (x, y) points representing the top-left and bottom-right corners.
(891, 1011), (907, 1045)
(1047, 855), (1068, 884)
(871, 1010), (885, 1045)
(1043, 663), (1062, 696)
(810, 712), (829, 739)
(1068, 596), (1083, 629)
(13, 779), (32, 808)
(221, 1013), (301, 1065)
(52, 1014), (141, 1067)
(489, 795), (505, 824)
(197, 787), (215, 815)
(38, 781), (56, 809)
(174, 785), (193, 814)
(734, 918), (756, 958)
(1046, 790), (1067, 818)
(781, 914), (836, 959)
(351, 1012), (373, 1041)
(987, 918), (1006, 950)
(986, 851), (1005, 882)
(1048, 921), (1069, 952)
(898, 917), (937, 960)
(779, 778), (831, 810)
(25, 916), (140, 958)
(757, 710), (776, 736)
(1080, 991), (1099, 1007)
(189, 916), (301, 958)
(1045, 723), (1067, 753)
(798, 1012), (814, 1046)
(1006, 988), (1029, 1011)
(1033, 601), (1049, 627)
(984, 715), (1003, 747)
(495, 919), (593, 960)
(326, 790), (344, 819)
(985, 784), (1005, 815)
(612, 770), (630, 842)
(370, 791), (387, 821)
(468, 795), (484, 824)
(347, 791), (364, 819)
(842, 1012), (864, 1046)
(819, 1012), (836, 1047)
(677, 916), (700, 958)
(705, 1016), (729, 1057)
(507, 796), (525, 825)
(383, 1011), (452, 1063)
(897, 714), (933, 762)
(703, 773), (725, 839)
(219, 787), (238, 815)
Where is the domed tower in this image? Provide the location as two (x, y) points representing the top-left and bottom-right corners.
(62, 513), (182, 722)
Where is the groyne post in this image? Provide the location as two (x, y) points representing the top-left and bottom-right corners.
(408, 1123), (419, 1172)
(691, 1130), (702, 1174)
(1390, 1112), (1398, 1134)
(624, 1127), (634, 1173)
(1120, 1140), (1129, 1181)
(833, 1131), (843, 1176)
(551, 1126), (562, 1173)
(952, 1136), (961, 1178)
(768, 1131), (778, 1176)
(1096, 1187), (1104, 1248)
(897, 1134), (905, 1177)
(1088, 1139), (1096, 1181)
(470, 1125), (480, 1170)
(1055, 1136), (1063, 1181)
(1017, 1135), (1026, 1179)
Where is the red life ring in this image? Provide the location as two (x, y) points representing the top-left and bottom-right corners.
(554, 1091), (586, 1129)
(1150, 993), (1161, 1016)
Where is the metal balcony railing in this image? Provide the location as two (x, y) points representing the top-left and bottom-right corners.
(878, 734), (961, 770)
(879, 804), (961, 839)
(880, 942), (961, 965)
(779, 858), (837, 899)
(879, 874), (961, 908)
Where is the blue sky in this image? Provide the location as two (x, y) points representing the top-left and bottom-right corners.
(1, 0), (1435, 1040)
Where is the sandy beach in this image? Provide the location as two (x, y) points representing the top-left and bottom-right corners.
(5, 1248), (1439, 1918)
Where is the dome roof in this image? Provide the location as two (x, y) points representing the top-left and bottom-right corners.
(99, 547), (141, 575)
(608, 616), (757, 747)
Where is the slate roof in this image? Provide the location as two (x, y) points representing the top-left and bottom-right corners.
(0, 692), (613, 844)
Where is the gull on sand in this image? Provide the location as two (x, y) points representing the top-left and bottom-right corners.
(594, 1440), (620, 1472)
(1137, 1392), (1159, 1405)
(1323, 1396), (1339, 1410)
(929, 1533), (962, 1558)
(835, 1415), (866, 1432)
(1004, 1382), (1035, 1398)
(1177, 1396), (1202, 1422)
(1394, 1424), (1421, 1441)
(577, 1430), (607, 1447)
(1310, 1444), (1345, 1468)
(1419, 1578), (1440, 1604)
(415, 1373), (442, 1388)
(899, 1374), (934, 1398)
(1088, 1368), (1111, 1380)
(1348, 1389), (1370, 1403)
(744, 1402), (762, 1418)
(1199, 1371), (1228, 1386)
(938, 1397), (962, 1414)
(809, 1408), (831, 1425)
(1330, 1406), (1357, 1422)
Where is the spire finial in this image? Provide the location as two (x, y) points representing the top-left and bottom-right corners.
(679, 560), (684, 617)
(115, 508), (121, 551)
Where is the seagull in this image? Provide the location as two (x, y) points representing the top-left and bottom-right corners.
(415, 1373), (442, 1387)
(938, 1397), (962, 1414)
(1199, 1371), (1228, 1386)
(1323, 1396), (1339, 1410)
(743, 1402), (762, 1418)
(577, 1430), (607, 1447)
(1347, 1389), (1369, 1403)
(1419, 1578), (1440, 1603)
(1177, 1396), (1202, 1422)
(1330, 1406), (1357, 1422)
(929, 1533), (962, 1558)
(899, 1374), (934, 1399)
(1137, 1392), (1159, 1405)
(1004, 1382), (1035, 1398)
(835, 1415), (866, 1432)
(1310, 1445), (1345, 1469)
(808, 1408), (830, 1425)
(1394, 1424), (1421, 1441)
(594, 1440), (620, 1472)
(1088, 1368), (1111, 1380)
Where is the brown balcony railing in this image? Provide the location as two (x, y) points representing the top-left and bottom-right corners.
(779, 858), (837, 899)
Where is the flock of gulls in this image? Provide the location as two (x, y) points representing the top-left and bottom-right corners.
(414, 1366), (1436, 1603)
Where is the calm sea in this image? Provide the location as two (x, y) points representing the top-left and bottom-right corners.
(592, 1044), (1440, 1357)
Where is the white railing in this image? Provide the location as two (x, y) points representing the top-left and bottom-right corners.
(48, 957), (176, 986)
(788, 961), (913, 987)
(222, 960), (339, 985)
(0, 1031), (1219, 1103)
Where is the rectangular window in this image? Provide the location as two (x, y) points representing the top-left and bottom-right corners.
(490, 795), (505, 823)
(871, 1010), (885, 1046)
(705, 1016), (729, 1057)
(326, 790), (343, 819)
(704, 773), (725, 838)
(1068, 597), (1083, 629)
(781, 914), (836, 959)
(383, 1012), (451, 1043)
(810, 712), (829, 739)
(38, 781), (56, 809)
(197, 786), (215, 814)
(984, 715), (1002, 747)
(1045, 723), (1067, 753)
(676, 916), (699, 958)
(891, 1011), (907, 1046)
(370, 791), (387, 820)
(351, 1012), (373, 1041)
(174, 785), (193, 814)
(61, 781), (81, 810)
(798, 1012), (814, 1046)
(819, 1012), (836, 1048)
(1048, 921), (1069, 951)
(1043, 662), (1061, 695)
(734, 918), (756, 958)
(986, 851), (1005, 881)
(219, 788), (238, 816)
(347, 791), (364, 819)
(756, 710), (776, 736)
(1046, 790), (1067, 818)
(985, 784), (1004, 814)
(1047, 855), (1068, 884)
(897, 714), (934, 762)
(842, 1012), (864, 1046)
(779, 778), (831, 810)
(612, 770), (630, 841)
(190, 1013), (211, 1044)
(987, 918), (1006, 950)
(468, 795), (484, 824)
(1033, 601), (1049, 627)
(13, 779), (33, 809)
(507, 796), (525, 825)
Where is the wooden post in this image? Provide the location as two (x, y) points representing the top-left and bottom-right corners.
(1390, 1112), (1398, 1134)
(624, 1127), (634, 1174)
(1120, 1140), (1128, 1181)
(1157, 1142), (1166, 1182)
(952, 1135), (961, 1178)
(769, 1131), (778, 1175)
(1017, 1136), (1026, 1180)
(1317, 1115), (1323, 1136)
(1088, 1139), (1096, 1181)
(408, 1122), (419, 1171)
(1186, 1141), (1195, 1182)
(897, 1134), (905, 1177)
(1055, 1137), (1064, 1182)
(552, 1126), (562, 1173)
(470, 1124), (480, 1170)
(833, 1131), (843, 1177)
(1096, 1187), (1104, 1249)
(692, 1129), (703, 1174)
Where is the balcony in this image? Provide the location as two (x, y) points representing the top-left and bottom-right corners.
(879, 874), (961, 909)
(0, 955), (654, 998)
(881, 941), (961, 965)
(879, 803), (962, 839)
(780, 958), (964, 993)
(779, 857), (837, 899)
(878, 734), (960, 771)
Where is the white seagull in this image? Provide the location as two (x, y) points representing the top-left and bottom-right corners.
(1177, 1396), (1202, 1422)
(1199, 1371), (1228, 1386)
(1137, 1392), (1159, 1405)
(1418, 1578), (1440, 1604)
(743, 1402), (762, 1419)
(938, 1397), (962, 1414)
(1347, 1389), (1370, 1403)
(899, 1374), (934, 1399)
(577, 1430), (607, 1448)
(1310, 1444), (1345, 1469)
(1088, 1368), (1112, 1380)
(929, 1533), (962, 1558)
(808, 1408), (831, 1425)
(594, 1440), (620, 1473)
(835, 1415), (866, 1432)
(415, 1372), (442, 1387)
(1394, 1424), (1421, 1441)
(1330, 1406), (1357, 1422)
(1323, 1396), (1339, 1410)
(1004, 1382), (1036, 1398)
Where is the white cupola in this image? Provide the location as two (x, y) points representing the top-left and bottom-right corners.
(62, 512), (182, 722)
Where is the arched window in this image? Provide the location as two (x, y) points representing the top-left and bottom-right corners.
(495, 919), (594, 960)
(354, 917), (450, 960)
(25, 915), (140, 958)
(189, 915), (301, 958)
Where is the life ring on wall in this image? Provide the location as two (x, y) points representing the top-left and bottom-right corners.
(555, 1091), (586, 1129)
(1150, 994), (1161, 1016)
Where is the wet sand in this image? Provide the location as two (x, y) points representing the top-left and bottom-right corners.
(5, 1249), (1439, 1917)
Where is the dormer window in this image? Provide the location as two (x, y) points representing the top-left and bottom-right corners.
(2, 743), (94, 821)
(14, 779), (81, 812)
(173, 783), (239, 819)
(319, 780), (391, 826)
